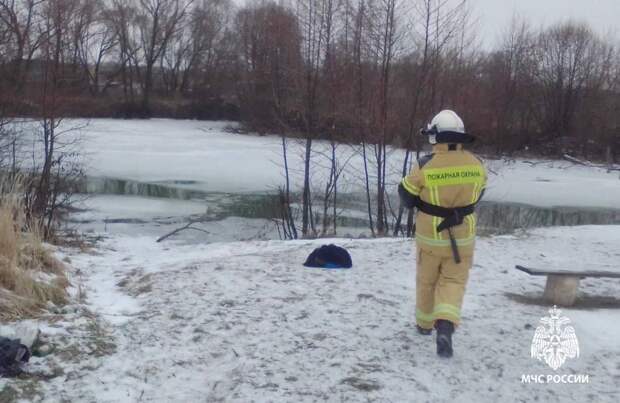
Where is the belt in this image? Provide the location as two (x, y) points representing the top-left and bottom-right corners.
(416, 199), (477, 263)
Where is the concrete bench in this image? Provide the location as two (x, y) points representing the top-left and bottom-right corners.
(515, 265), (620, 306)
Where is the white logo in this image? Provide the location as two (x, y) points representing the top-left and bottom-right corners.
(531, 306), (579, 370)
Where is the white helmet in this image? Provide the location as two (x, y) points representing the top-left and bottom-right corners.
(422, 110), (472, 145)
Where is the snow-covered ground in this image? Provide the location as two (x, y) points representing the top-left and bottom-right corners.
(3, 118), (619, 402)
(3, 226), (620, 402)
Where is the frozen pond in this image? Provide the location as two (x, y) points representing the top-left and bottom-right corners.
(70, 181), (620, 241)
(14, 118), (617, 240)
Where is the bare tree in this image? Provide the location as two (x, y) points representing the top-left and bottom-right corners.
(161, 0), (231, 96)
(0, 0), (44, 94)
(0, 0), (618, 174)
(356, 0), (404, 236)
(294, 0), (332, 237)
(235, 2), (303, 237)
(108, 0), (141, 107)
(134, 0), (192, 114)
(77, 0), (118, 95)
(352, 0), (375, 236)
(535, 22), (609, 152)
(393, 0), (471, 236)
(25, 0), (84, 237)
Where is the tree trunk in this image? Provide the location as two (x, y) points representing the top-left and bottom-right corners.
(301, 137), (313, 237)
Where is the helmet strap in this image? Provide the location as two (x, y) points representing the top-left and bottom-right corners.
(435, 131), (475, 144)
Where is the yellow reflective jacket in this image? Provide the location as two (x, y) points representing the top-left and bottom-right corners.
(401, 144), (487, 257)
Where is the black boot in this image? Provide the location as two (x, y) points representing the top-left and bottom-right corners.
(435, 320), (454, 358)
(416, 325), (432, 336)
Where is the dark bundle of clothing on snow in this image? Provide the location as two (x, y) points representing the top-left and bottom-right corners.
(0, 337), (30, 377)
(303, 244), (352, 269)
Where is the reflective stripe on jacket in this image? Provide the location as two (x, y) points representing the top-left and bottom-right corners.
(402, 143), (487, 257)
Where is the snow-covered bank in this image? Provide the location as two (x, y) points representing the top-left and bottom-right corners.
(3, 226), (619, 402)
(20, 118), (618, 210)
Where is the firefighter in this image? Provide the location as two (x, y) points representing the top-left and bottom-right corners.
(398, 110), (487, 358)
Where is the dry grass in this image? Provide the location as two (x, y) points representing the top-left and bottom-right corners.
(0, 180), (69, 321)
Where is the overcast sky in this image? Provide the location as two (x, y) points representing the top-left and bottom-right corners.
(236, 0), (619, 48)
(466, 0), (619, 47)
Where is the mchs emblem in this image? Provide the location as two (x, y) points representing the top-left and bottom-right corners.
(531, 306), (580, 370)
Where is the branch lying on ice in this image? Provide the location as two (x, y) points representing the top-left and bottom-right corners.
(521, 160), (548, 167)
(563, 154), (620, 172)
(563, 154), (591, 166)
(156, 212), (210, 243)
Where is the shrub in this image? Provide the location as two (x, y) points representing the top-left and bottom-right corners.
(0, 182), (68, 320)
